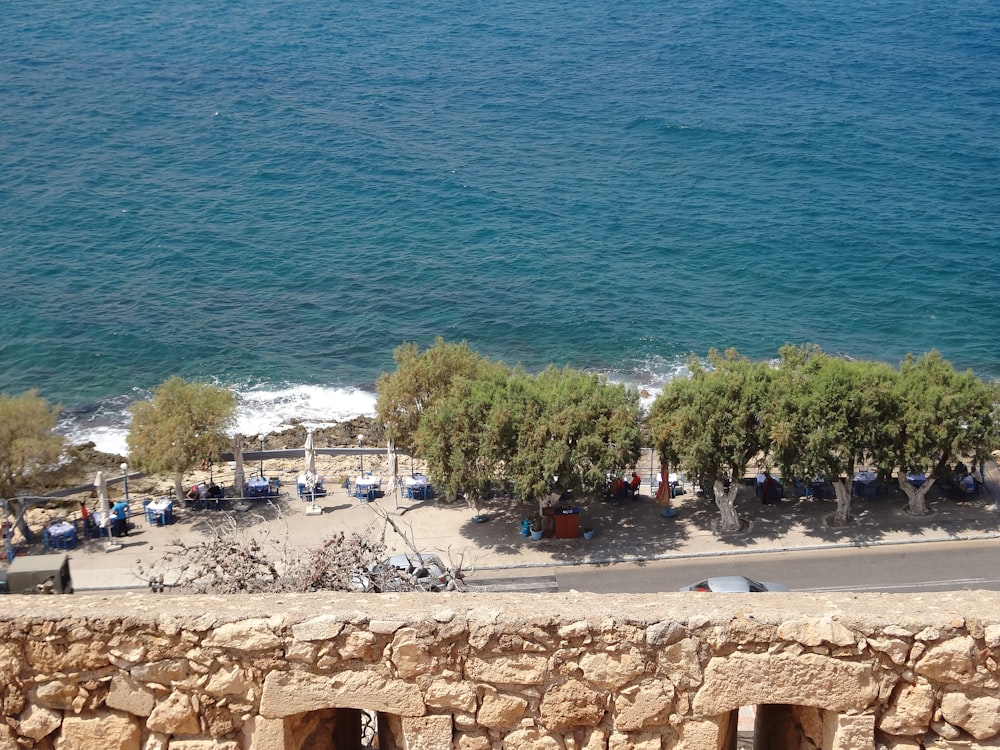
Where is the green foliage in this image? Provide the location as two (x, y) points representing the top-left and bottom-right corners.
(649, 349), (774, 486)
(0, 390), (65, 498)
(376, 338), (495, 453)
(893, 351), (999, 475)
(377, 341), (641, 506)
(770, 345), (898, 481)
(126, 377), (236, 480)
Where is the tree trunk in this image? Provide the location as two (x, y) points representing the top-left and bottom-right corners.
(898, 470), (935, 515)
(174, 473), (185, 503)
(713, 479), (741, 533)
(6, 498), (35, 544)
(831, 479), (853, 525)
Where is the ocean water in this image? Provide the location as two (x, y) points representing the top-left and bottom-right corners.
(2, 0), (998, 455)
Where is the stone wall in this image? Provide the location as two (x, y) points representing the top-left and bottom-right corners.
(2, 592), (999, 749)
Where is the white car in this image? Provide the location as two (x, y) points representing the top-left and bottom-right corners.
(679, 575), (788, 593)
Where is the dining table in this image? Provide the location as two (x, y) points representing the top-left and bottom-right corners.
(905, 472), (927, 487)
(355, 475), (380, 500)
(47, 521), (77, 548)
(146, 497), (174, 525)
(405, 474), (431, 499)
(247, 476), (270, 496)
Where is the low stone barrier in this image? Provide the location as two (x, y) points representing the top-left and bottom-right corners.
(1, 592), (999, 749)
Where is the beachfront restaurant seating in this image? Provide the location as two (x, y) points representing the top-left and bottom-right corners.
(297, 477), (327, 499)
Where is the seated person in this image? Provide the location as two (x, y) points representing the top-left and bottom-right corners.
(609, 477), (628, 501)
(206, 482), (224, 499)
(760, 471), (780, 506)
(960, 472), (977, 495)
(185, 484), (201, 503)
(627, 472), (642, 499)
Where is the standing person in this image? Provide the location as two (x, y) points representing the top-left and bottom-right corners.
(111, 498), (130, 537)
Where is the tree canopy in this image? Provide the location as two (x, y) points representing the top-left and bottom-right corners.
(376, 340), (642, 511)
(126, 377), (236, 498)
(0, 390), (65, 500)
(649, 349), (774, 532)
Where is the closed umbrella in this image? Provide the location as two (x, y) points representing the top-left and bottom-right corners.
(232, 435), (245, 497)
(303, 429), (322, 515)
(95, 470), (121, 550)
(386, 440), (400, 510)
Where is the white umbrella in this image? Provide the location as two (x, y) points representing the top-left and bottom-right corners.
(95, 471), (111, 533)
(386, 439), (400, 510)
(303, 429), (322, 515)
(232, 435), (245, 496)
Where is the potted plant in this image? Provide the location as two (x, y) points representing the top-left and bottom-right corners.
(530, 515), (544, 541)
(581, 526), (594, 540)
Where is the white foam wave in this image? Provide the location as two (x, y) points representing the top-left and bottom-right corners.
(58, 383), (378, 457)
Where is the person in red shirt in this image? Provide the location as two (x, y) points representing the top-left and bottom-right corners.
(628, 472), (642, 500)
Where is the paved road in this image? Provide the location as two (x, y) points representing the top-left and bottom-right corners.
(553, 539), (1000, 594)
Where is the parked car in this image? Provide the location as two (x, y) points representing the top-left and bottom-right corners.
(679, 575), (788, 593)
(357, 552), (462, 593)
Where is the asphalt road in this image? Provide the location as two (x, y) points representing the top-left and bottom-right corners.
(552, 539), (1000, 594)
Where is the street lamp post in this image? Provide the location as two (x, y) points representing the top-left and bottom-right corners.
(358, 434), (364, 474)
(120, 462), (129, 503)
(257, 434), (265, 477)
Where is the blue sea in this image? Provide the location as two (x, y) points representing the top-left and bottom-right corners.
(2, 0), (998, 454)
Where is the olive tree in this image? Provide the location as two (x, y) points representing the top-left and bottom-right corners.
(770, 345), (897, 526)
(891, 351), (999, 515)
(376, 338), (495, 454)
(507, 366), (641, 511)
(649, 349), (774, 533)
(126, 377), (236, 499)
(0, 390), (65, 542)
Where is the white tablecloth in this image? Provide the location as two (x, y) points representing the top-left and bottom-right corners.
(853, 471), (877, 483)
(405, 474), (429, 488)
(356, 476), (380, 490)
(48, 521), (75, 538)
(906, 472), (926, 485)
(147, 498), (173, 513)
(248, 477), (270, 491)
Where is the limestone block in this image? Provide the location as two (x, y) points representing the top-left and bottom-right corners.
(31, 679), (79, 711)
(878, 682), (935, 735)
(777, 617), (857, 647)
(335, 630), (374, 661)
(0, 644), (22, 681)
(558, 621), (591, 641)
(478, 686), (528, 730)
(425, 679), (478, 713)
(259, 669), (425, 718)
(131, 659), (190, 685)
(915, 637), (976, 683)
(940, 692), (1000, 740)
(612, 680), (674, 732)
(168, 743), (240, 750)
(369, 619), (406, 635)
(106, 674), (157, 717)
(930, 719), (962, 740)
(457, 734), (492, 750)
(57, 710), (141, 750)
(202, 621), (282, 652)
(466, 653), (549, 686)
(984, 624), (1000, 649)
(204, 665), (251, 698)
(391, 628), (436, 679)
(578, 650), (644, 691)
(0, 724), (15, 750)
(657, 639), (702, 691)
(146, 692), (201, 736)
(675, 718), (722, 750)
(290, 615), (344, 641)
(824, 712), (875, 750)
(866, 637), (910, 665)
(17, 703), (62, 740)
(250, 716), (291, 750)
(400, 715), (453, 750)
(501, 726), (563, 750)
(283, 641), (318, 663)
(646, 620), (685, 647)
(143, 732), (168, 750)
(609, 729), (665, 750)
(540, 678), (605, 731)
(692, 652), (877, 715)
